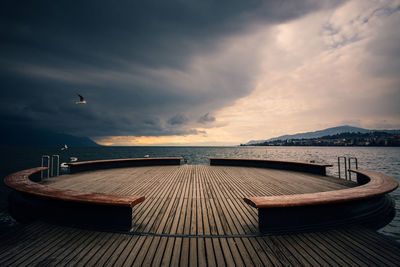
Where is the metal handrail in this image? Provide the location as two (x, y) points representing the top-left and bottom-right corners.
(41, 155), (50, 179)
(51, 155), (60, 177)
(348, 157), (358, 181)
(337, 156), (347, 179)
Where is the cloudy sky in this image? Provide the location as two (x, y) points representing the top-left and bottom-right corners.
(1, 0), (399, 146)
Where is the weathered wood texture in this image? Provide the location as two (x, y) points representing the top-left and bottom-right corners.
(4, 167), (145, 230)
(4, 167), (145, 207)
(242, 167), (398, 233)
(244, 169), (398, 208)
(0, 222), (399, 266)
(1, 165), (399, 266)
(209, 157), (332, 175)
(68, 157), (182, 173)
(43, 165), (355, 235)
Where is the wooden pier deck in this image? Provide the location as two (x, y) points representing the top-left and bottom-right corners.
(1, 164), (399, 266)
(43, 165), (356, 236)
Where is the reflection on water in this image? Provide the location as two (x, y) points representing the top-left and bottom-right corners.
(1, 146), (399, 241)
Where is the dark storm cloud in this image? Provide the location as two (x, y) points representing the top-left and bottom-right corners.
(198, 113), (216, 124)
(0, 0), (345, 138)
(168, 114), (188, 126)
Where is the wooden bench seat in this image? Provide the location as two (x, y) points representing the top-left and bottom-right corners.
(243, 168), (398, 233)
(4, 167), (145, 231)
(4, 167), (145, 207)
(209, 157), (332, 175)
(208, 158), (398, 233)
(4, 157), (182, 231)
(67, 157), (183, 173)
(244, 169), (398, 208)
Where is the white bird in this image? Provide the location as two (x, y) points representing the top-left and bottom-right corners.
(70, 157), (78, 162)
(75, 94), (87, 104)
(60, 162), (69, 168)
(61, 144), (68, 150)
(144, 155), (150, 158)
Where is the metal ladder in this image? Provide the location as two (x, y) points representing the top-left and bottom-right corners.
(41, 154), (60, 178)
(337, 156), (358, 181)
(348, 157), (358, 181)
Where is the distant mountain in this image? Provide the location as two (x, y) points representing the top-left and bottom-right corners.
(245, 125), (400, 145)
(0, 125), (100, 147)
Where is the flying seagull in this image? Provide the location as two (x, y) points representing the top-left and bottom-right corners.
(60, 162), (69, 168)
(61, 144), (68, 150)
(75, 94), (87, 104)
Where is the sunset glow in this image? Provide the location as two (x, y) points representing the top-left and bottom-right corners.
(1, 0), (399, 146)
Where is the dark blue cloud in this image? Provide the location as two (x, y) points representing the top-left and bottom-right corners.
(198, 113), (216, 124)
(168, 114), (189, 126)
(0, 0), (345, 138)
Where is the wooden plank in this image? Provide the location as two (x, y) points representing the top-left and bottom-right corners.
(1, 165), (399, 267)
(100, 234), (135, 266)
(168, 166), (190, 235)
(306, 231), (364, 266)
(28, 230), (98, 266)
(111, 235), (141, 266)
(71, 232), (113, 266)
(245, 237), (274, 266)
(54, 231), (103, 266)
(331, 229), (399, 266)
(197, 238), (207, 267)
(204, 238), (217, 266)
(135, 236), (161, 266)
(291, 233), (338, 266)
(170, 237), (182, 267)
(121, 236), (147, 266)
(220, 238), (236, 266)
(161, 237), (175, 267)
(212, 239), (227, 267)
(256, 236), (291, 266)
(270, 235), (317, 266)
(209, 166), (258, 234)
(150, 236), (169, 266)
(18, 230), (84, 266)
(177, 238), (189, 267)
(0, 223), (58, 261)
(84, 232), (121, 266)
(344, 227), (400, 256)
(189, 238), (197, 267)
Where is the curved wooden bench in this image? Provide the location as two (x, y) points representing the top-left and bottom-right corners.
(68, 157), (183, 173)
(209, 158), (332, 175)
(243, 168), (398, 233)
(4, 167), (145, 231)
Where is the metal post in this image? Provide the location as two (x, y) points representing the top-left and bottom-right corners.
(337, 156), (347, 179)
(348, 157), (358, 181)
(51, 155), (60, 177)
(41, 155), (50, 179)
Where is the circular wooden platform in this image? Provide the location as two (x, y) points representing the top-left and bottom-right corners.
(3, 161), (400, 266)
(43, 165), (356, 236)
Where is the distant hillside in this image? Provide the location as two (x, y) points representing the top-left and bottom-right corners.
(0, 125), (100, 147)
(247, 131), (400, 147)
(245, 125), (400, 145)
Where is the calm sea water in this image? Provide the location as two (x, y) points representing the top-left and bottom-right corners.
(1, 146), (399, 240)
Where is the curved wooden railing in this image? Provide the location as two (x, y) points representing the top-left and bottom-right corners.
(4, 167), (145, 207)
(4, 158), (183, 231)
(209, 158), (398, 233)
(67, 157), (183, 173)
(4, 166), (146, 231)
(4, 157), (182, 230)
(244, 169), (398, 208)
(209, 158), (332, 175)
(242, 167), (398, 233)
